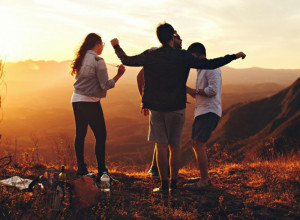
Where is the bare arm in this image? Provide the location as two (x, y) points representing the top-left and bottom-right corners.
(186, 86), (196, 98)
(113, 65), (126, 83)
(136, 68), (149, 116)
(187, 86), (209, 98)
(137, 68), (144, 97)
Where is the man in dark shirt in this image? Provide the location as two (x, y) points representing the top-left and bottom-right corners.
(111, 22), (246, 193)
(137, 30), (183, 179)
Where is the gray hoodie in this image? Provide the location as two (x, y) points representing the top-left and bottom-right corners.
(73, 50), (115, 98)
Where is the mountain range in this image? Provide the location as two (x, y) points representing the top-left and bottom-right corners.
(207, 77), (300, 161)
(1, 60), (299, 164)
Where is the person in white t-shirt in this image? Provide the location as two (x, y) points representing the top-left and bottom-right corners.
(185, 42), (222, 190)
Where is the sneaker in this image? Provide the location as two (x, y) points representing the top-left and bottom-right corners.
(76, 165), (89, 176)
(153, 186), (169, 194)
(148, 166), (159, 178)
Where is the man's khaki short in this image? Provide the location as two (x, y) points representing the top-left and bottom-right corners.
(148, 108), (185, 147)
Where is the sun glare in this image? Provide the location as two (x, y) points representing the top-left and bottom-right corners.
(0, 10), (22, 61)
(0, 1), (299, 68)
(0, 30), (18, 60)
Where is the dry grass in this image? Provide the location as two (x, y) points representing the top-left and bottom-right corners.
(0, 154), (299, 219)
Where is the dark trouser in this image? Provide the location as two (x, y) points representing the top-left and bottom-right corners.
(72, 101), (107, 173)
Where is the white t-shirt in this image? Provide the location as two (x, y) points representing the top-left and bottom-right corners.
(71, 92), (100, 102)
(194, 68), (222, 118)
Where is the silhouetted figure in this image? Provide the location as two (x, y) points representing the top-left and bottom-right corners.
(185, 42), (224, 190)
(137, 31), (183, 178)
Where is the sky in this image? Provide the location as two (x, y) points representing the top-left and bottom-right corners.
(0, 0), (300, 69)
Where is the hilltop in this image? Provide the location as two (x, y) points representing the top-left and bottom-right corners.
(0, 159), (299, 219)
(208, 78), (300, 161)
(5, 60), (300, 87)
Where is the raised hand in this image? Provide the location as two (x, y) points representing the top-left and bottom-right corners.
(111, 38), (119, 47)
(113, 64), (125, 82)
(117, 64), (126, 76)
(235, 52), (246, 59)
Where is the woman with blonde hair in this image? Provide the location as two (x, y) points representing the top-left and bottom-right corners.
(71, 33), (125, 180)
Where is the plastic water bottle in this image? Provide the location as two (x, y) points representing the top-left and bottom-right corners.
(58, 165), (66, 182)
(54, 165), (66, 212)
(100, 171), (110, 192)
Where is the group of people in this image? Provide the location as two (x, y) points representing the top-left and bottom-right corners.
(70, 22), (246, 194)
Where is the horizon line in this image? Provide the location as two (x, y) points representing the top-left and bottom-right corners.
(4, 59), (300, 71)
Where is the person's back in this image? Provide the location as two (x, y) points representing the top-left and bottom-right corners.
(142, 45), (189, 111)
(74, 50), (108, 98)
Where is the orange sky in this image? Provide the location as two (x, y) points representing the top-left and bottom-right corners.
(0, 0), (300, 69)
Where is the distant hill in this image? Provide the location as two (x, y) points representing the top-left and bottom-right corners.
(208, 78), (300, 160)
(221, 83), (285, 110)
(187, 66), (300, 86)
(222, 67), (300, 85)
(5, 60), (300, 87)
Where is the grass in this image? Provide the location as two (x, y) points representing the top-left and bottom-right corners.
(0, 155), (299, 219)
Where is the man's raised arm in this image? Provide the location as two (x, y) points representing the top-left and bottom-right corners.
(187, 51), (246, 70)
(111, 38), (146, 67)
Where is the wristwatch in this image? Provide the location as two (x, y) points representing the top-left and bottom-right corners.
(195, 89), (200, 95)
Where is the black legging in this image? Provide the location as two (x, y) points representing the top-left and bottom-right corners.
(72, 101), (107, 173)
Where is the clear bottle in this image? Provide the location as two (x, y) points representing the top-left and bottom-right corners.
(54, 165), (66, 212)
(58, 165), (66, 182)
(100, 171), (110, 192)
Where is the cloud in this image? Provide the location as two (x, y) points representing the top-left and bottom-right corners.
(1, 0), (300, 68)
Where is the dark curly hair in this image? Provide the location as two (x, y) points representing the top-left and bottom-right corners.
(71, 33), (102, 76)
